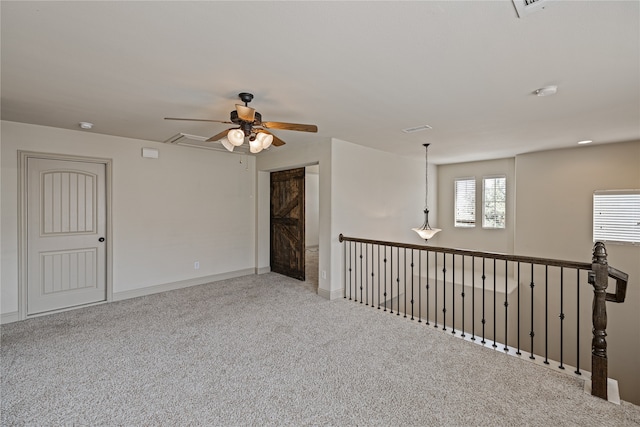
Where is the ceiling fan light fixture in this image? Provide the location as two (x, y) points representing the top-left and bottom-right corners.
(227, 129), (245, 146)
(219, 137), (235, 152)
(236, 104), (256, 122)
(164, 93), (318, 154)
(249, 138), (263, 154)
(256, 132), (273, 150)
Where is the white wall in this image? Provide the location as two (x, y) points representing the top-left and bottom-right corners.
(515, 140), (640, 405)
(305, 165), (320, 248)
(331, 139), (434, 245)
(1, 121), (256, 318)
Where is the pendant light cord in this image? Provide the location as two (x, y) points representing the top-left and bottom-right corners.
(424, 143), (430, 210)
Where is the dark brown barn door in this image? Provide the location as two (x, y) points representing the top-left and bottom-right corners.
(270, 168), (305, 280)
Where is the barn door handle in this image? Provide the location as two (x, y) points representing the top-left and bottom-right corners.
(98, 237), (105, 242)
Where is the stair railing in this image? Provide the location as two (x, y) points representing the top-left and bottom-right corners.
(338, 234), (628, 400)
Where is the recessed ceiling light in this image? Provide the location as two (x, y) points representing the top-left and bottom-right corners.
(534, 85), (558, 97)
(402, 125), (432, 134)
(79, 122), (94, 130)
(578, 140), (593, 145)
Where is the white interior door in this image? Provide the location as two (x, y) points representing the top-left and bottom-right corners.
(27, 157), (107, 315)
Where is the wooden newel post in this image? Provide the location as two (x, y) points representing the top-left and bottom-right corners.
(590, 241), (609, 400)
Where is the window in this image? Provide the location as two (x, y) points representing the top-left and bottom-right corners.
(593, 190), (640, 245)
(483, 176), (506, 229)
(455, 178), (475, 227)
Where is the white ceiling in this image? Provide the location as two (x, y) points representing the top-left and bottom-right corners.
(2, 1), (639, 164)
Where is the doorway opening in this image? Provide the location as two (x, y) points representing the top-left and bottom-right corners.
(304, 165), (320, 290)
(268, 164), (319, 291)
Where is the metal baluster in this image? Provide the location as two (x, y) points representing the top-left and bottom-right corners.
(471, 256), (476, 341)
(370, 244), (374, 307)
(452, 255), (456, 334)
(481, 257), (486, 344)
(418, 250), (422, 323)
(434, 252), (439, 328)
(544, 265), (549, 364)
(575, 270), (581, 375)
(377, 245), (381, 309)
(559, 267), (565, 369)
(461, 256), (465, 338)
(344, 242), (352, 301)
(530, 263), (535, 360)
(516, 262), (521, 355)
(504, 260), (509, 351)
(404, 248), (407, 318)
(369, 243), (373, 306)
(343, 241), (347, 299)
(389, 246), (393, 314)
(426, 251), (430, 325)
(353, 243), (358, 303)
(410, 249), (415, 320)
(359, 242), (363, 304)
(492, 258), (497, 348)
(383, 247), (388, 312)
(365, 244), (369, 306)
(397, 247), (401, 316)
(369, 244), (374, 307)
(442, 253), (447, 331)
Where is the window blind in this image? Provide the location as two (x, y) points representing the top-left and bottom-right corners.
(593, 190), (640, 245)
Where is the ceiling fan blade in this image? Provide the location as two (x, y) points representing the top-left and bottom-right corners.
(235, 105), (256, 122)
(262, 121), (318, 133)
(164, 117), (233, 124)
(256, 129), (286, 146)
(206, 128), (234, 142)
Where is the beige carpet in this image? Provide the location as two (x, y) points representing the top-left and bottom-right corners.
(2, 271), (639, 426)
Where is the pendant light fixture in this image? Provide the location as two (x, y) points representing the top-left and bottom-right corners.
(412, 143), (441, 241)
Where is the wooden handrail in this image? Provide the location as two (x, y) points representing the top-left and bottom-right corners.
(339, 234), (592, 269)
(606, 266), (628, 303)
(339, 234), (627, 287)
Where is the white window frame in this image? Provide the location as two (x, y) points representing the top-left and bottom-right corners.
(482, 175), (506, 229)
(593, 190), (640, 245)
(454, 177), (476, 228)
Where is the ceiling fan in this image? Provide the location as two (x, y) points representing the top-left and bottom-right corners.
(165, 92), (318, 153)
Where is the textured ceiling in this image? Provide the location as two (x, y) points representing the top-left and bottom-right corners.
(1, 1), (639, 164)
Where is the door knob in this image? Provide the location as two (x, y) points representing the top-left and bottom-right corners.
(98, 237), (105, 242)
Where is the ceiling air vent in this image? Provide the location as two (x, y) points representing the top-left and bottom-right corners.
(402, 125), (432, 134)
(163, 133), (250, 154)
(512, 0), (552, 18)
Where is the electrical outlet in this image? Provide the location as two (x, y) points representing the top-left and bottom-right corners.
(194, 261), (200, 270)
(321, 270), (326, 279)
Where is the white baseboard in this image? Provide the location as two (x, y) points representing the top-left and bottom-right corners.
(318, 287), (344, 300)
(113, 268), (255, 302)
(256, 266), (271, 275)
(1, 311), (20, 325)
